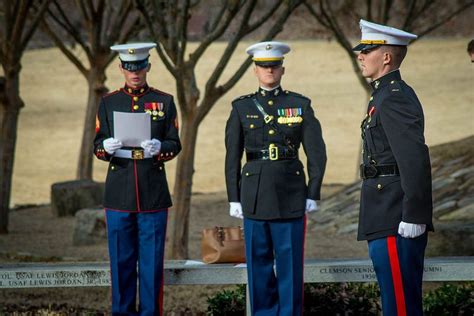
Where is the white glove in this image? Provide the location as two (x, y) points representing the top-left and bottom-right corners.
(398, 221), (426, 238)
(103, 138), (122, 155)
(305, 199), (319, 213)
(141, 138), (161, 156)
(229, 202), (243, 219)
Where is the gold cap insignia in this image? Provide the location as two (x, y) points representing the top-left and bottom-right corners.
(128, 48), (135, 54)
(266, 44), (272, 50)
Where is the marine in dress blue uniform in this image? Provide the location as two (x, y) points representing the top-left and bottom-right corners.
(94, 43), (181, 315)
(354, 20), (434, 316)
(225, 41), (326, 316)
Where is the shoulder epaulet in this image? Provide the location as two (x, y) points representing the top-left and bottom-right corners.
(284, 90), (310, 101)
(103, 89), (120, 98)
(388, 80), (402, 93)
(150, 87), (173, 97)
(232, 92), (256, 103)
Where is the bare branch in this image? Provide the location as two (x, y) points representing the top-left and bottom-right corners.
(176, 0), (190, 67)
(303, 1), (329, 28)
(405, 0), (438, 31)
(107, 1), (132, 46)
(135, 0), (177, 77)
(208, 1), (227, 33)
(101, 0), (115, 39)
(190, 0), (200, 8)
(20, 0), (52, 54)
(117, 15), (142, 44)
(367, 0), (372, 21)
(412, 1), (474, 41)
(40, 20), (88, 77)
(162, 1), (178, 62)
(107, 15), (143, 67)
(197, 0), (303, 123)
(188, 0), (242, 65)
(320, 0), (353, 51)
(151, 0), (170, 43)
(246, 1), (284, 34)
(86, 0), (96, 18)
(90, 0), (105, 56)
(77, 0), (92, 22)
(304, 0), (371, 93)
(10, 2), (29, 47)
(219, 57), (254, 94)
(96, 0), (105, 20)
(402, 0), (417, 29)
(199, 0), (258, 96)
(3, 0), (18, 41)
(46, 1), (92, 60)
(381, 0), (393, 24)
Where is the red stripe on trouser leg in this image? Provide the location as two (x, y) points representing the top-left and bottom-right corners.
(302, 215), (307, 315)
(387, 236), (406, 316)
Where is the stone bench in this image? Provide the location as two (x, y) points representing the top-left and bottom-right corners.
(1, 257), (472, 315)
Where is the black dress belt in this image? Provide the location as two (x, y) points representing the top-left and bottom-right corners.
(246, 147), (298, 161)
(360, 164), (399, 179)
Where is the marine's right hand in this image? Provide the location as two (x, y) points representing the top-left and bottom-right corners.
(229, 202), (243, 219)
(103, 138), (122, 155)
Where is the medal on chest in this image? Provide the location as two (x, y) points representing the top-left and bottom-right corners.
(277, 107), (303, 124)
(145, 102), (165, 120)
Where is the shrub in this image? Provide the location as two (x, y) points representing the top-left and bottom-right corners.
(423, 282), (473, 315)
(303, 283), (381, 315)
(206, 282), (474, 315)
(206, 284), (246, 316)
(206, 283), (380, 315)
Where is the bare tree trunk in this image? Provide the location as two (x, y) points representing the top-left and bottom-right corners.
(0, 72), (23, 234)
(76, 68), (107, 179)
(169, 110), (199, 259)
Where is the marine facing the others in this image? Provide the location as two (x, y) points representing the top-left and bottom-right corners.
(354, 20), (434, 316)
(94, 42), (181, 315)
(225, 41), (326, 316)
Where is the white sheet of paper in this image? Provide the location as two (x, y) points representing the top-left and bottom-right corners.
(113, 111), (151, 147)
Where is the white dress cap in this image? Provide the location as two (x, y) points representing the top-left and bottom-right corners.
(353, 19), (417, 51)
(110, 42), (157, 61)
(246, 41), (290, 65)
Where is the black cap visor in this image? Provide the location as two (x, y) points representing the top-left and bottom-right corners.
(352, 43), (381, 51)
(121, 58), (149, 71)
(254, 60), (283, 68)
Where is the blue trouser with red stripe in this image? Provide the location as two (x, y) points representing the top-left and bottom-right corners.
(106, 209), (168, 316)
(368, 233), (428, 316)
(244, 216), (306, 316)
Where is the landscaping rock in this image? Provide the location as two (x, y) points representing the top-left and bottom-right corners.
(73, 208), (107, 246)
(51, 180), (104, 217)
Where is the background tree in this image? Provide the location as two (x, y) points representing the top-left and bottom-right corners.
(304, 0), (474, 95)
(136, 0), (303, 259)
(0, 0), (51, 234)
(303, 0), (474, 177)
(41, 0), (143, 180)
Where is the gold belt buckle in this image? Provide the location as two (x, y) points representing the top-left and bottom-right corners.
(269, 144), (278, 161)
(132, 149), (144, 160)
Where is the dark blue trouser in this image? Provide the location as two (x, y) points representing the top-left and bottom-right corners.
(106, 210), (168, 316)
(244, 216), (306, 316)
(368, 233), (428, 316)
